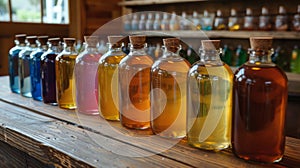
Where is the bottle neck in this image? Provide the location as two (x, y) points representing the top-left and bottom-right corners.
(64, 45), (77, 54)
(109, 43), (123, 52)
(39, 44), (48, 51)
(200, 49), (222, 63)
(129, 45), (147, 56)
(163, 46), (180, 57)
(85, 45), (99, 53)
(247, 49), (274, 65)
(27, 43), (38, 49)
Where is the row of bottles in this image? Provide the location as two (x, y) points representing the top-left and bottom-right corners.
(9, 34), (287, 164)
(124, 5), (300, 31)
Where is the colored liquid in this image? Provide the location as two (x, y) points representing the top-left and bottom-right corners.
(55, 54), (77, 109)
(151, 58), (190, 138)
(187, 64), (232, 150)
(98, 53), (126, 120)
(119, 55), (153, 129)
(41, 53), (58, 105)
(75, 53), (102, 115)
(30, 50), (44, 101)
(232, 64), (287, 163)
(19, 50), (34, 98)
(9, 46), (23, 93)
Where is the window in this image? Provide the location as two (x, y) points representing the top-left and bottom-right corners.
(0, 0), (69, 24)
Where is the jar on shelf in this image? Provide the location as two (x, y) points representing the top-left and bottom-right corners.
(259, 7), (272, 31)
(213, 9), (227, 30)
(275, 6), (288, 31)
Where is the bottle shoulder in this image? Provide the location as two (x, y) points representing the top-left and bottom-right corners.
(119, 54), (153, 67)
(152, 56), (191, 72)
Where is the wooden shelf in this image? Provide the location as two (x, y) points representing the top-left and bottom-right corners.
(125, 30), (300, 40)
(118, 0), (207, 6)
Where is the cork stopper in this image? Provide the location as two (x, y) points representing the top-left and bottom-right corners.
(37, 36), (49, 45)
(201, 40), (220, 50)
(250, 37), (273, 50)
(129, 35), (146, 49)
(48, 38), (61, 46)
(15, 34), (26, 43)
(108, 35), (124, 47)
(26, 36), (37, 44)
(163, 38), (180, 53)
(63, 38), (76, 46)
(84, 36), (99, 47)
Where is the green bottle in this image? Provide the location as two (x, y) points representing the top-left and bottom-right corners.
(290, 46), (300, 73)
(221, 45), (233, 66)
(234, 45), (248, 66)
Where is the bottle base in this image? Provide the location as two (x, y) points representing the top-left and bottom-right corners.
(234, 153), (283, 164)
(33, 97), (43, 101)
(100, 115), (120, 121)
(11, 89), (20, 94)
(188, 141), (230, 151)
(58, 104), (76, 110)
(21, 92), (32, 98)
(152, 130), (186, 139)
(122, 123), (150, 130)
(77, 109), (99, 115)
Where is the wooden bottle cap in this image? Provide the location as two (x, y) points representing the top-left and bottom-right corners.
(250, 37), (273, 50)
(108, 36), (123, 45)
(84, 36), (99, 47)
(201, 40), (220, 50)
(26, 36), (37, 44)
(15, 34), (26, 43)
(63, 38), (76, 46)
(37, 36), (49, 45)
(48, 38), (61, 45)
(163, 38), (180, 53)
(129, 35), (146, 49)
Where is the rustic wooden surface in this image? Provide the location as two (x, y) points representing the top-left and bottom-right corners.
(0, 76), (299, 167)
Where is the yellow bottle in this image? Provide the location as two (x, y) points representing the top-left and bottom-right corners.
(98, 36), (126, 120)
(55, 38), (78, 109)
(151, 38), (191, 138)
(187, 40), (233, 150)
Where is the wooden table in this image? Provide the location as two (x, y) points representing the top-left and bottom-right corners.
(0, 76), (299, 168)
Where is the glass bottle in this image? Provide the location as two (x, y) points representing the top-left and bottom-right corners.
(290, 45), (300, 73)
(131, 14), (139, 31)
(202, 10), (213, 31)
(119, 35), (153, 129)
(161, 13), (170, 31)
(233, 45), (248, 66)
(138, 13), (146, 30)
(123, 15), (131, 31)
(191, 11), (201, 30)
(243, 8), (256, 30)
(180, 12), (190, 30)
(98, 36), (127, 121)
(228, 8), (241, 31)
(151, 38), (191, 138)
(29, 36), (48, 101)
(55, 38), (78, 109)
(292, 5), (300, 31)
(145, 13), (154, 30)
(75, 36), (102, 115)
(220, 44), (232, 66)
(187, 40), (232, 150)
(19, 36), (38, 98)
(9, 34), (26, 94)
(169, 12), (180, 31)
(259, 7), (272, 31)
(275, 6), (288, 31)
(153, 13), (161, 30)
(214, 9), (227, 30)
(232, 37), (287, 163)
(41, 38), (61, 105)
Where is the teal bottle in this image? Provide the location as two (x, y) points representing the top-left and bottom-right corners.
(220, 45), (233, 66)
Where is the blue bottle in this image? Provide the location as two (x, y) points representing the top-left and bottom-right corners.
(9, 34), (26, 93)
(19, 36), (38, 98)
(30, 36), (48, 101)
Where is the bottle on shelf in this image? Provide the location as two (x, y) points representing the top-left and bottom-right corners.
(55, 38), (78, 109)
(187, 40), (232, 151)
(232, 37), (287, 163)
(75, 36), (102, 115)
(161, 13), (170, 31)
(290, 45), (300, 73)
(9, 34), (26, 94)
(220, 44), (233, 66)
(201, 10), (213, 31)
(145, 12), (154, 30)
(169, 11), (180, 31)
(154, 43), (163, 60)
(131, 13), (139, 31)
(180, 11), (190, 30)
(271, 46), (289, 71)
(185, 45), (200, 65)
(119, 35), (153, 129)
(41, 38), (61, 105)
(292, 5), (300, 31)
(213, 9), (227, 30)
(153, 13), (161, 31)
(228, 8), (241, 31)
(243, 8), (257, 30)
(29, 35), (48, 101)
(138, 13), (146, 30)
(233, 45), (248, 67)
(259, 7), (272, 31)
(151, 38), (191, 138)
(98, 36), (127, 121)
(191, 11), (201, 30)
(123, 14), (131, 31)
(275, 6), (288, 31)
(19, 36), (38, 98)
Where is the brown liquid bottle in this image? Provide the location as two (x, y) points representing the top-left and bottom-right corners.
(232, 37), (288, 163)
(119, 35), (153, 129)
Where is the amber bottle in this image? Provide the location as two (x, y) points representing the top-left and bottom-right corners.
(232, 37), (287, 163)
(119, 35), (153, 129)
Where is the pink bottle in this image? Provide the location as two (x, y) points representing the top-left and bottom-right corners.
(74, 36), (103, 115)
